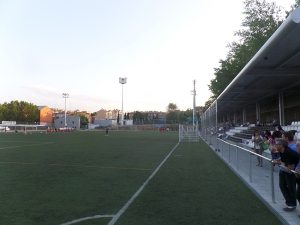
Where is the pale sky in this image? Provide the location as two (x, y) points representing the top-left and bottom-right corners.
(0, 0), (296, 113)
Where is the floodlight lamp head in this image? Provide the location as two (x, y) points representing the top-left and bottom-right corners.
(119, 77), (127, 84)
(62, 93), (69, 98)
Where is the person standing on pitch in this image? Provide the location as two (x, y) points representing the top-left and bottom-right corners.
(275, 139), (300, 211)
(105, 127), (109, 136)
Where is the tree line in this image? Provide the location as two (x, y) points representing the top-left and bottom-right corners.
(204, 0), (300, 110)
(0, 101), (39, 123)
(165, 103), (199, 123)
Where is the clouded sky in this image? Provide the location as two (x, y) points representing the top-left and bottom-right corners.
(0, 0), (295, 113)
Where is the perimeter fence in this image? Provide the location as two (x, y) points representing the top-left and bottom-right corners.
(199, 101), (277, 203)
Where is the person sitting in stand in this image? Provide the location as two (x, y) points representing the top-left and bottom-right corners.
(276, 125), (285, 135)
(218, 131), (227, 139)
(256, 119), (262, 127)
(272, 118), (278, 127)
(243, 120), (250, 127)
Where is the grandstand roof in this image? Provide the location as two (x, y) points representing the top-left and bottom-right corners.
(216, 7), (300, 114)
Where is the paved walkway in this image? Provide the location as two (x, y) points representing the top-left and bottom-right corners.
(201, 136), (300, 225)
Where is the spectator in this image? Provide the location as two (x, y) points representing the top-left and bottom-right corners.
(252, 130), (263, 167)
(260, 130), (271, 152)
(218, 131), (227, 139)
(256, 119), (260, 126)
(294, 141), (300, 205)
(275, 138), (299, 211)
(282, 132), (297, 151)
(264, 130), (271, 139)
(288, 130), (297, 143)
(268, 130), (281, 169)
(276, 125), (285, 135)
(274, 131), (298, 173)
(272, 118), (278, 127)
(242, 120), (250, 127)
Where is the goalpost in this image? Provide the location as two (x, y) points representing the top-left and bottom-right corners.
(179, 123), (199, 142)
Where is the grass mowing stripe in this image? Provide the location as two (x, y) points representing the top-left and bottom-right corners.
(139, 138), (158, 143)
(0, 142), (54, 150)
(0, 162), (155, 171)
(116, 141), (282, 225)
(0, 131), (179, 224)
(108, 142), (180, 225)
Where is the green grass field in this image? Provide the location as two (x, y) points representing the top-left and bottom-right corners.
(0, 131), (281, 225)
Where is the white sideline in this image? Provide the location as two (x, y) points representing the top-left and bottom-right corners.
(61, 215), (115, 225)
(108, 142), (180, 225)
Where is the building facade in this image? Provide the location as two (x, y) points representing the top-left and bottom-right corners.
(38, 106), (53, 124)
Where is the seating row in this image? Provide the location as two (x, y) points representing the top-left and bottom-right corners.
(291, 121), (300, 126)
(282, 125), (300, 132)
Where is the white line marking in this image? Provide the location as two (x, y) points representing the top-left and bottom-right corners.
(61, 215), (115, 225)
(0, 142), (54, 150)
(108, 142), (180, 225)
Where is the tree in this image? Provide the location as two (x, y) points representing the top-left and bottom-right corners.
(124, 112), (127, 120)
(143, 113), (148, 121)
(80, 115), (89, 126)
(285, 0), (300, 17)
(166, 103), (179, 122)
(206, 0), (286, 108)
(117, 111), (120, 123)
(133, 111), (143, 121)
(91, 112), (97, 116)
(166, 103), (178, 113)
(0, 100), (39, 122)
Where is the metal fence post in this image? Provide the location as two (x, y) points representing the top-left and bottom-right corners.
(236, 146), (239, 170)
(221, 140), (224, 156)
(228, 144), (230, 163)
(249, 152), (252, 182)
(270, 162), (275, 203)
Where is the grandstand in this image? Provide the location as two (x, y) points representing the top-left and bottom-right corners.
(199, 7), (300, 224)
(223, 123), (300, 150)
(201, 6), (300, 139)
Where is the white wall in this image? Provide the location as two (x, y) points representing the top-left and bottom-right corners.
(54, 116), (80, 128)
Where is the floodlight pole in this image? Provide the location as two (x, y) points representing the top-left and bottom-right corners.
(62, 93), (69, 128)
(122, 84), (124, 124)
(119, 77), (127, 125)
(191, 80), (196, 131)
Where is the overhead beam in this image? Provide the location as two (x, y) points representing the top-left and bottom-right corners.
(245, 69), (300, 76)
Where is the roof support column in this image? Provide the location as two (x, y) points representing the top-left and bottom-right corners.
(233, 110), (237, 126)
(243, 107), (246, 124)
(215, 100), (218, 134)
(278, 91), (285, 126)
(209, 106), (212, 145)
(256, 101), (260, 123)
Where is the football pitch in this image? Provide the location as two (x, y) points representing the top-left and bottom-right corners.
(0, 131), (281, 225)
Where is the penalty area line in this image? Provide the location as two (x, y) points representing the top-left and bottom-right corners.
(61, 214), (115, 225)
(108, 142), (180, 225)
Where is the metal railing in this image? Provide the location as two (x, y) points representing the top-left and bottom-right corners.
(202, 135), (276, 203)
